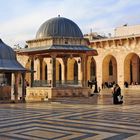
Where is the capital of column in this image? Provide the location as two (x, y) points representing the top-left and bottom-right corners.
(28, 56), (35, 61)
(51, 54), (57, 59)
(38, 56), (44, 61)
(80, 54), (88, 63)
(62, 56), (68, 65)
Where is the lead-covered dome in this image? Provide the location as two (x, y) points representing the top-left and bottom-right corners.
(36, 17), (83, 39)
(0, 39), (16, 60)
(0, 39), (25, 71)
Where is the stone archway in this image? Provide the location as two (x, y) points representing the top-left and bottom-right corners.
(56, 60), (62, 81)
(102, 55), (117, 84)
(41, 60), (47, 81)
(124, 53), (140, 84)
(67, 58), (78, 82)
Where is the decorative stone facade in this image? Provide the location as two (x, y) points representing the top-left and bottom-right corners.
(16, 17), (97, 101)
(17, 24), (140, 102)
(90, 25), (140, 88)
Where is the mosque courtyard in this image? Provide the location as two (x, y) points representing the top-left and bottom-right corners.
(0, 89), (140, 140)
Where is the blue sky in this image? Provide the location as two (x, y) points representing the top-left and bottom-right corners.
(0, 0), (140, 47)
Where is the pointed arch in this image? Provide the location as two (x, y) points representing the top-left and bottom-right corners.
(102, 55), (117, 83)
(67, 58), (78, 82)
(56, 60), (62, 81)
(124, 53), (140, 84)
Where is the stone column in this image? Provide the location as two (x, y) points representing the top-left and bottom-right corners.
(81, 54), (88, 87)
(21, 73), (26, 103)
(39, 57), (43, 80)
(96, 57), (102, 89)
(51, 54), (56, 87)
(30, 57), (34, 87)
(117, 57), (124, 88)
(63, 57), (68, 84)
(14, 73), (19, 103)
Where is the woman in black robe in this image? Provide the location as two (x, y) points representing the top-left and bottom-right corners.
(112, 84), (123, 104)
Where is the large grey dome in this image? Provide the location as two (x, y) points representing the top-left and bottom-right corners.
(36, 17), (83, 39)
(0, 39), (16, 60)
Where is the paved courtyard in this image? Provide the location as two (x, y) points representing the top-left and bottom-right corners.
(0, 89), (140, 140)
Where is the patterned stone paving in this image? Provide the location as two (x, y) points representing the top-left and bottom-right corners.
(0, 89), (140, 140)
(0, 102), (139, 140)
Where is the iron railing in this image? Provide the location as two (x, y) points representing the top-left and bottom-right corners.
(33, 80), (82, 87)
(33, 80), (51, 87)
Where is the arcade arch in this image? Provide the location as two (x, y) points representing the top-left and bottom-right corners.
(67, 58), (78, 82)
(56, 60), (62, 81)
(90, 57), (96, 81)
(102, 55), (117, 84)
(124, 53), (140, 85)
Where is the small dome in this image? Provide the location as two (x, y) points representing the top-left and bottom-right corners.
(0, 39), (16, 60)
(36, 17), (83, 39)
(0, 39), (25, 71)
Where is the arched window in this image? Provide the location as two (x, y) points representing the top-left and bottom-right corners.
(45, 65), (48, 80)
(59, 64), (62, 81)
(109, 60), (113, 76)
(74, 61), (78, 82)
(90, 60), (96, 80)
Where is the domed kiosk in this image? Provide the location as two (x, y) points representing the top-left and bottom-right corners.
(17, 16), (98, 102)
(0, 39), (26, 102)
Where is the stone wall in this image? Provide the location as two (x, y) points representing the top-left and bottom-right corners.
(115, 25), (140, 37)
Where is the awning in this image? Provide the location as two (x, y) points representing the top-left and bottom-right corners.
(17, 45), (98, 56)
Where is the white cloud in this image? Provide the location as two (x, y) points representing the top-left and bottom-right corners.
(0, 0), (140, 47)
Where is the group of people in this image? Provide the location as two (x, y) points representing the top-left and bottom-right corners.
(112, 84), (123, 104)
(88, 80), (123, 104)
(102, 81), (116, 89)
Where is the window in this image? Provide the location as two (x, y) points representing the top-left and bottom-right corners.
(109, 60), (113, 76)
